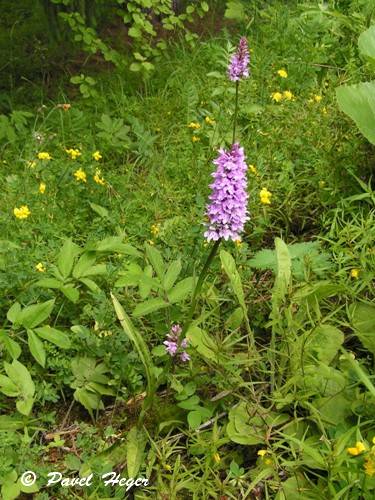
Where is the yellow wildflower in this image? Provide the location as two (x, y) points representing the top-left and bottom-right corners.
(213, 453), (221, 464)
(314, 94), (322, 103)
(364, 458), (375, 477)
(74, 168), (87, 183)
(260, 187), (272, 205)
(192, 136), (200, 142)
(13, 205), (31, 219)
(271, 92), (283, 103)
(93, 168), (105, 186)
(35, 262), (46, 273)
(165, 464), (172, 472)
(27, 160), (36, 168)
(37, 152), (52, 161)
(277, 69), (288, 78)
(347, 441), (366, 455)
(318, 180), (326, 188)
(147, 240), (155, 246)
(249, 164), (258, 175)
(283, 90), (294, 101)
(92, 150), (102, 161)
(321, 107), (328, 115)
(188, 122), (201, 129)
(350, 269), (360, 279)
(205, 116), (215, 125)
(151, 223), (160, 237)
(65, 148), (81, 160)
(257, 450), (268, 457)
(39, 182), (46, 194)
(234, 239), (242, 247)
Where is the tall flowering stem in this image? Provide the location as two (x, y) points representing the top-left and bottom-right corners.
(228, 37), (250, 144)
(181, 37), (251, 341)
(181, 240), (221, 339)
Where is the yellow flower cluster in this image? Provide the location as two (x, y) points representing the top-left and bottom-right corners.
(347, 437), (375, 476)
(39, 182), (46, 194)
(151, 223), (160, 237)
(93, 168), (105, 186)
(37, 152), (52, 161)
(347, 441), (366, 456)
(192, 136), (200, 142)
(205, 116), (215, 125)
(257, 449), (272, 465)
(92, 150), (102, 161)
(65, 148), (81, 160)
(249, 164), (259, 176)
(260, 187), (272, 205)
(35, 262), (46, 272)
(350, 268), (360, 279)
(277, 68), (288, 78)
(74, 168), (87, 183)
(271, 91), (295, 102)
(188, 122), (200, 129)
(14, 205), (31, 219)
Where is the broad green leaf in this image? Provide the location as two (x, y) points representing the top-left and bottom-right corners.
(272, 238), (291, 315)
(163, 259), (182, 291)
(19, 299), (55, 328)
(0, 330), (21, 359)
(89, 202), (109, 218)
(225, 0), (246, 21)
(72, 253), (96, 278)
(336, 81), (375, 145)
(350, 302), (375, 354)
(167, 277), (194, 303)
(93, 236), (141, 257)
(0, 374), (20, 397)
(187, 326), (218, 362)
(27, 330), (46, 367)
(35, 278), (62, 288)
(187, 410), (202, 430)
(74, 388), (101, 418)
(7, 302), (21, 324)
(126, 427), (146, 477)
(0, 415), (25, 431)
(35, 326), (71, 349)
(86, 382), (115, 396)
(145, 243), (165, 281)
(60, 286), (79, 303)
(111, 293), (156, 413)
(358, 25), (375, 62)
(79, 277), (100, 292)
(133, 298), (169, 317)
(57, 239), (81, 279)
(4, 360), (35, 398)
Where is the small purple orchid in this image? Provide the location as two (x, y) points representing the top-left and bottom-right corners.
(204, 143), (249, 241)
(228, 37), (250, 82)
(163, 324), (190, 362)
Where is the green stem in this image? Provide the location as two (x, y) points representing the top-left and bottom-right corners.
(232, 80), (239, 144)
(181, 239), (221, 338)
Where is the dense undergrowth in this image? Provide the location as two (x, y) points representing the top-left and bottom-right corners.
(0, 1), (375, 499)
